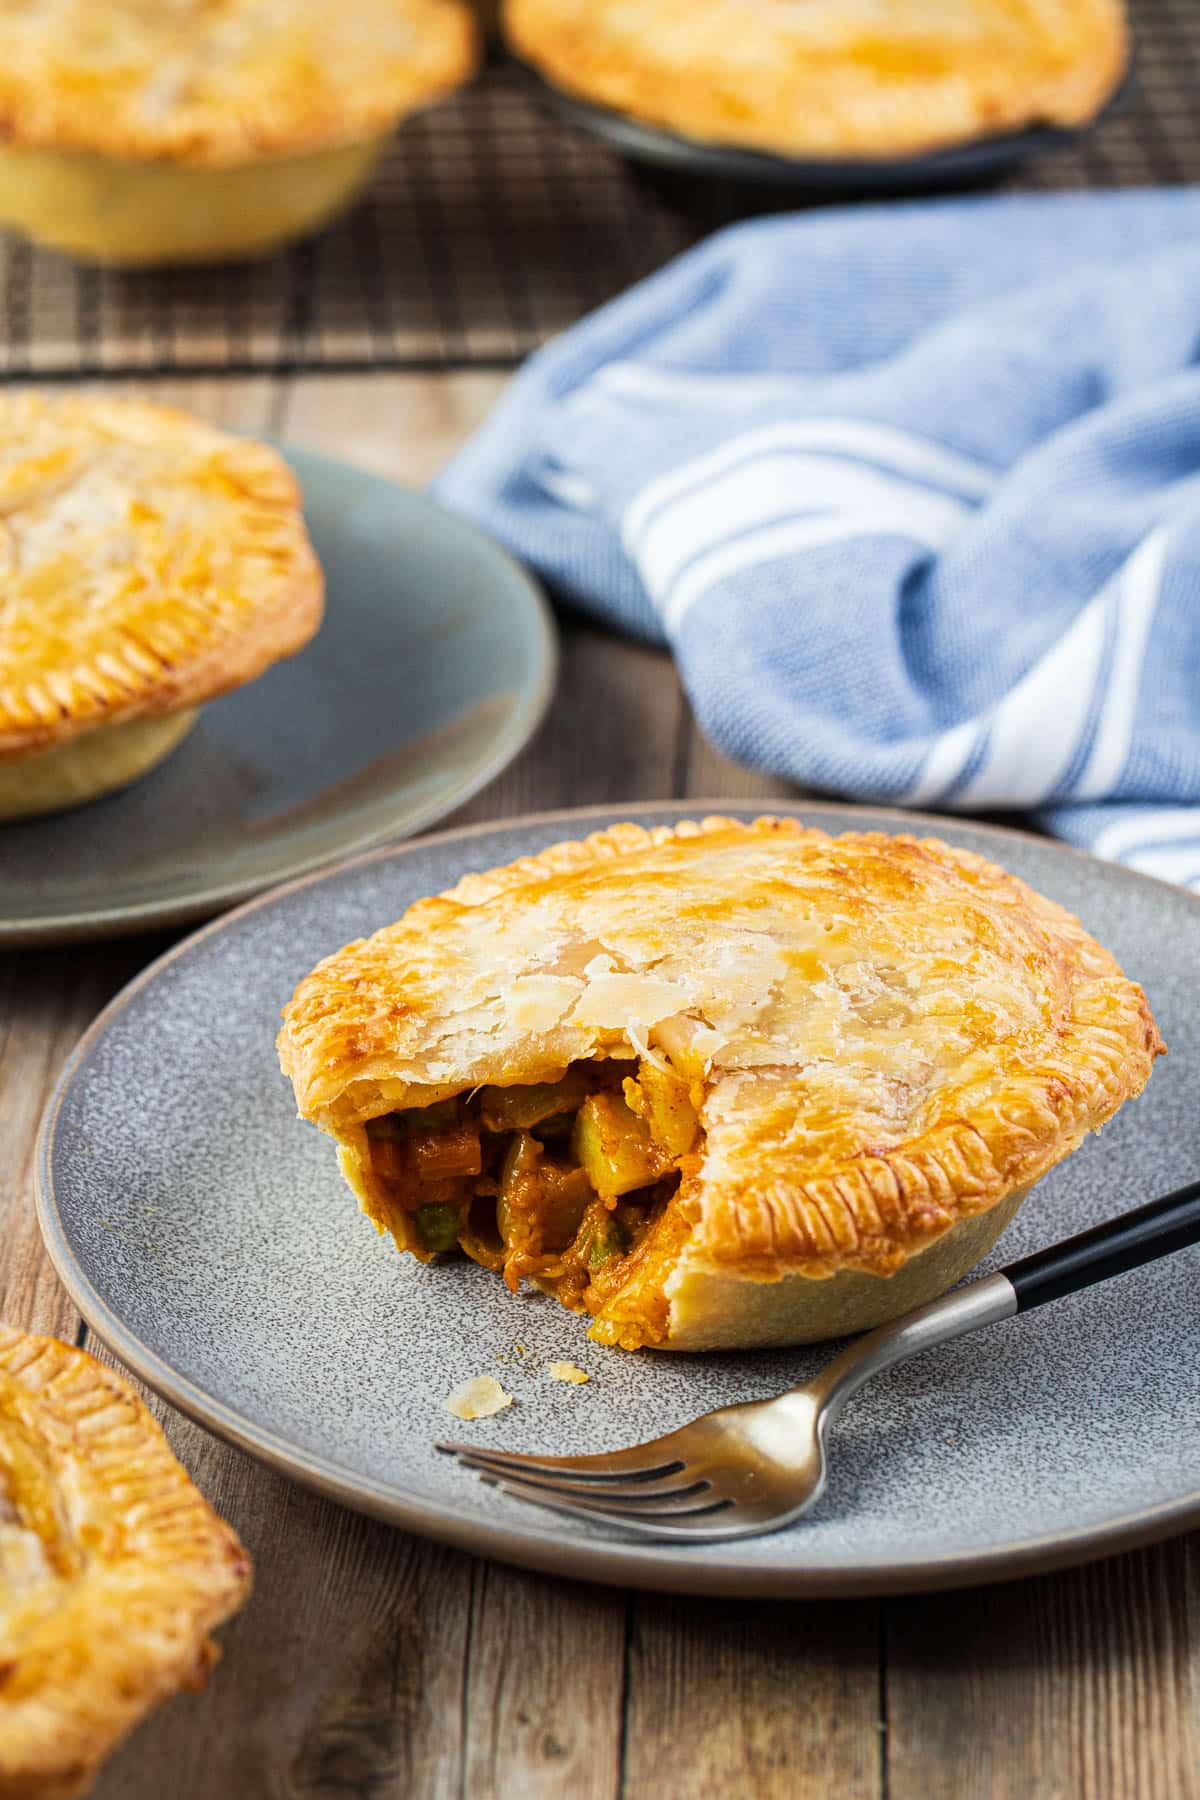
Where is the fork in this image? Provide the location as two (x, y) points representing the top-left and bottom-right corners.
(438, 1178), (1200, 1542)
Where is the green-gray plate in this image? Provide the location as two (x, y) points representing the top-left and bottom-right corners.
(0, 449), (555, 946)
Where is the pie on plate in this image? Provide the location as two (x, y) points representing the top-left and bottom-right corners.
(503, 0), (1128, 160)
(278, 816), (1163, 1351)
(0, 0), (478, 264)
(0, 393), (323, 822)
(0, 1325), (250, 1799)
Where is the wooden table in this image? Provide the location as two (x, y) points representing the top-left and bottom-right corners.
(5, 370), (1198, 1800)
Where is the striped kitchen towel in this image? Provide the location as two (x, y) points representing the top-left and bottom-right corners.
(435, 189), (1200, 888)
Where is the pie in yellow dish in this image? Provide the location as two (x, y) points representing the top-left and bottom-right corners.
(504, 0), (1128, 160)
(0, 0), (478, 265)
(277, 816), (1163, 1352)
(0, 393), (324, 822)
(0, 1325), (251, 1799)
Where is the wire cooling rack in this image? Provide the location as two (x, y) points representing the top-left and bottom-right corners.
(0, 0), (1193, 380)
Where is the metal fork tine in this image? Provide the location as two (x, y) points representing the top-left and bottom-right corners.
(435, 1439), (686, 1483)
(464, 1459), (733, 1521)
(482, 1474), (745, 1540)
(450, 1450), (710, 1504)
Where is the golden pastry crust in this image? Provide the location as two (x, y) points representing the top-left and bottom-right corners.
(0, 394), (323, 763)
(0, 0), (478, 168)
(279, 817), (1163, 1330)
(0, 1325), (251, 1800)
(504, 0), (1128, 158)
(663, 1184), (1030, 1350)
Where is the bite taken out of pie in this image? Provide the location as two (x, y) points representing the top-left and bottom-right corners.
(277, 817), (1163, 1352)
(0, 1325), (251, 1799)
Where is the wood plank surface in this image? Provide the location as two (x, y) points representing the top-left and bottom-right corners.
(2, 371), (1197, 1800)
(622, 1594), (882, 1800)
(461, 1564), (625, 1800)
(0, 940), (147, 1339)
(886, 1545), (1200, 1800)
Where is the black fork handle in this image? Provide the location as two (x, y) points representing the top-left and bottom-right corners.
(1003, 1177), (1200, 1311)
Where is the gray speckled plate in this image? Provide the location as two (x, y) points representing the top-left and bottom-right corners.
(36, 803), (1200, 1597)
(1, 450), (555, 947)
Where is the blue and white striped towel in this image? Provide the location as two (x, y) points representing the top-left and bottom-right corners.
(435, 189), (1200, 888)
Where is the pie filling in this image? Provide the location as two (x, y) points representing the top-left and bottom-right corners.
(364, 1057), (703, 1335)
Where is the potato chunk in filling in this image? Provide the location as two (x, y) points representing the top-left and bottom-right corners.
(363, 1057), (701, 1316)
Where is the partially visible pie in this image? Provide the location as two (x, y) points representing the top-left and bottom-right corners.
(278, 816), (1163, 1352)
(0, 0), (479, 263)
(0, 393), (323, 821)
(504, 0), (1128, 159)
(0, 1325), (251, 1799)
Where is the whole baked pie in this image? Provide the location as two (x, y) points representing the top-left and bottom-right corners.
(504, 0), (1128, 159)
(278, 817), (1163, 1352)
(0, 1325), (250, 1799)
(0, 0), (478, 264)
(0, 393), (323, 822)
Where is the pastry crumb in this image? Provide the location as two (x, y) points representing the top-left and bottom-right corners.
(547, 1361), (589, 1386)
(442, 1376), (513, 1421)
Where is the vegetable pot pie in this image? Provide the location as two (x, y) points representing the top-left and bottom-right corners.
(278, 817), (1163, 1352)
(504, 0), (1128, 160)
(0, 1325), (250, 1799)
(0, 0), (478, 265)
(0, 393), (323, 821)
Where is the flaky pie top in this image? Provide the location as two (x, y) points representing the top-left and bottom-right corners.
(504, 0), (1128, 157)
(0, 393), (323, 760)
(0, 0), (478, 167)
(279, 819), (1163, 1282)
(0, 1325), (250, 1798)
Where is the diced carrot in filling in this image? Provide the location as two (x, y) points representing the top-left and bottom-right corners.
(363, 1057), (701, 1322)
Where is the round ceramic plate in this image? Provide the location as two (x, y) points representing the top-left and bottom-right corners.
(37, 803), (1200, 1598)
(516, 59), (1133, 194)
(1, 450), (555, 947)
